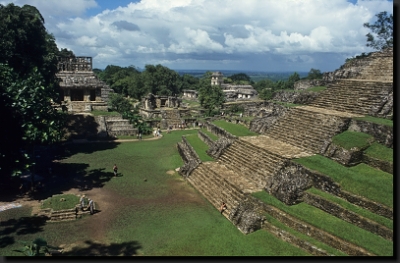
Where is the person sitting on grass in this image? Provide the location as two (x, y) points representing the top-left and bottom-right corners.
(219, 202), (227, 214)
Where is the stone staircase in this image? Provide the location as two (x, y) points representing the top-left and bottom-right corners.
(104, 116), (137, 137)
(264, 106), (355, 153)
(187, 162), (258, 221)
(36, 205), (91, 222)
(308, 80), (392, 117)
(217, 139), (289, 189)
(355, 49), (393, 82)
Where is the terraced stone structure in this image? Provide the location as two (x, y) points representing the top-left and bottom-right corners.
(177, 47), (393, 255)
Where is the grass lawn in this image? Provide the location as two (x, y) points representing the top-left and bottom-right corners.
(332, 131), (373, 150)
(0, 129), (307, 256)
(199, 128), (219, 141)
(90, 110), (120, 117)
(212, 120), (258, 137)
(293, 155), (393, 208)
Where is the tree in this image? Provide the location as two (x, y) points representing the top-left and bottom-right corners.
(363, 11), (393, 50)
(307, 68), (322, 80)
(198, 84), (225, 116)
(0, 4), (67, 179)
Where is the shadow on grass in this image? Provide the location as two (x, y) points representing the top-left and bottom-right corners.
(0, 216), (47, 247)
(62, 240), (142, 256)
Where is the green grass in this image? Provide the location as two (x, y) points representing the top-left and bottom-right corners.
(305, 86), (327, 92)
(354, 116), (393, 127)
(90, 110), (120, 117)
(364, 142), (393, 163)
(332, 131), (373, 150)
(293, 155), (393, 208)
(271, 101), (302, 107)
(184, 134), (214, 162)
(0, 128), (308, 256)
(306, 187), (393, 230)
(41, 194), (80, 211)
(252, 191), (393, 256)
(212, 120), (258, 136)
(200, 128), (219, 141)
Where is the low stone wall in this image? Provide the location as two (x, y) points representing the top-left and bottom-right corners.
(271, 90), (318, 104)
(177, 136), (201, 177)
(304, 192), (392, 241)
(362, 154), (392, 174)
(347, 119), (393, 148)
(337, 190), (393, 220)
(252, 198), (374, 256)
(203, 121), (237, 140)
(229, 199), (265, 235)
(262, 222), (332, 256)
(197, 130), (215, 148)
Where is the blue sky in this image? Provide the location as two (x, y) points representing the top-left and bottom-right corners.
(1, 0), (393, 73)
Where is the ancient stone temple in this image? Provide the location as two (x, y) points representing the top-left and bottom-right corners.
(182, 89), (199, 99)
(56, 56), (113, 112)
(211, 71), (258, 101)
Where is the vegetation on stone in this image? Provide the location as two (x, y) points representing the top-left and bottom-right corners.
(332, 131), (374, 150)
(41, 194), (80, 211)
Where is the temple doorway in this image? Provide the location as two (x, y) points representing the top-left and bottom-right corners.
(71, 90), (84, 101)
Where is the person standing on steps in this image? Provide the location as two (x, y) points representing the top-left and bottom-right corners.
(113, 164), (118, 177)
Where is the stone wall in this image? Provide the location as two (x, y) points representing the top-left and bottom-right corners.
(303, 192), (392, 241)
(177, 136), (201, 177)
(202, 121), (237, 159)
(362, 154), (392, 174)
(229, 198), (265, 234)
(347, 119), (393, 148)
(294, 79), (327, 90)
(252, 198), (374, 256)
(197, 130), (215, 148)
(262, 222), (332, 256)
(271, 90), (318, 104)
(337, 190), (393, 220)
(249, 103), (288, 134)
(264, 162), (312, 205)
(322, 143), (365, 167)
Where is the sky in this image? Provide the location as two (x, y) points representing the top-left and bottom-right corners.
(0, 0), (393, 73)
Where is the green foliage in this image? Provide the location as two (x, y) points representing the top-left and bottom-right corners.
(41, 194), (80, 211)
(142, 64), (181, 96)
(306, 68), (323, 80)
(227, 73), (253, 85)
(198, 85), (225, 116)
(363, 11), (393, 50)
(225, 104), (245, 114)
(332, 131), (374, 150)
(293, 155), (393, 208)
(108, 93), (132, 113)
(14, 237), (59, 256)
(364, 142), (393, 163)
(0, 4), (67, 178)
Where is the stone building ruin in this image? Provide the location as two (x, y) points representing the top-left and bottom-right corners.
(56, 56), (113, 112)
(211, 71), (258, 101)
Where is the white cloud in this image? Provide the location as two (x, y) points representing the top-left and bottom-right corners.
(1, 0), (393, 71)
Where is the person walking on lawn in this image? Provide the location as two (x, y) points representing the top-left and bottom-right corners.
(113, 164), (118, 177)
